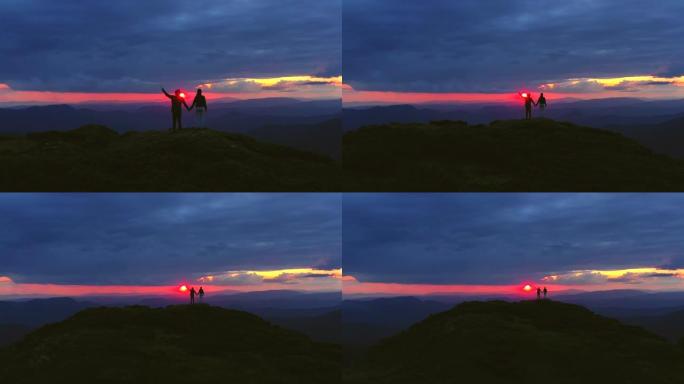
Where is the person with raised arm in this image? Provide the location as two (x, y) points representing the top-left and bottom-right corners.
(161, 88), (190, 132)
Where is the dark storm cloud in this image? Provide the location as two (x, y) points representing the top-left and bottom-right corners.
(343, 194), (684, 285)
(343, 0), (684, 92)
(0, 194), (340, 285)
(0, 0), (341, 92)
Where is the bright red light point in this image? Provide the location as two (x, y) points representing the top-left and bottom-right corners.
(521, 93), (528, 98)
(179, 93), (186, 99)
(179, 285), (188, 292)
(523, 284), (533, 292)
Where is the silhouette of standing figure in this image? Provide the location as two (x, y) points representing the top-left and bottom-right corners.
(543, 286), (548, 299)
(188, 89), (208, 128)
(537, 93), (547, 111)
(522, 93), (537, 120)
(162, 88), (190, 132)
(198, 286), (205, 303)
(190, 286), (196, 304)
(536, 287), (542, 300)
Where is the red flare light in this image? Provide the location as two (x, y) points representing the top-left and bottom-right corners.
(179, 93), (186, 99)
(523, 284), (533, 292)
(521, 93), (528, 98)
(179, 285), (188, 292)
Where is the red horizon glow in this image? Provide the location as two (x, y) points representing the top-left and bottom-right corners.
(342, 281), (565, 296)
(342, 82), (684, 105)
(0, 81), (340, 105)
(0, 280), (338, 299)
(341, 275), (668, 297)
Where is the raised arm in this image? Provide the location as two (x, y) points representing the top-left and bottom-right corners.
(161, 88), (173, 99)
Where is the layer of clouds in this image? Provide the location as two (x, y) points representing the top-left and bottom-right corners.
(343, 194), (684, 285)
(0, 0), (341, 92)
(0, 194), (341, 285)
(343, 0), (684, 92)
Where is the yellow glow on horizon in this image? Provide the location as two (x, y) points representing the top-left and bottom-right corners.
(198, 268), (342, 283)
(542, 75), (684, 90)
(600, 267), (684, 279)
(199, 75), (343, 90)
(252, 267), (342, 279)
(543, 267), (684, 283)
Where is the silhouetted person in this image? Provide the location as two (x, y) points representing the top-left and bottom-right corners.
(198, 286), (205, 303)
(536, 287), (542, 300)
(190, 286), (196, 304)
(188, 89), (208, 128)
(521, 93), (537, 120)
(543, 286), (548, 299)
(537, 93), (547, 111)
(162, 88), (190, 132)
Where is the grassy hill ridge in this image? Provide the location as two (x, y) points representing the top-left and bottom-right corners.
(0, 304), (341, 383)
(346, 300), (684, 384)
(343, 118), (684, 191)
(0, 125), (341, 191)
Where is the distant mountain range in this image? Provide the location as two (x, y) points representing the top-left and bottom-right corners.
(343, 297), (450, 346)
(0, 98), (341, 158)
(344, 98), (684, 130)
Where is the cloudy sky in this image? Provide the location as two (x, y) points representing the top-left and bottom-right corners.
(0, 0), (341, 104)
(343, 194), (684, 296)
(0, 194), (341, 298)
(343, 0), (684, 104)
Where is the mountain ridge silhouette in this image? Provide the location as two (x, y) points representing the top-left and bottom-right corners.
(343, 118), (684, 191)
(0, 304), (341, 383)
(0, 125), (341, 191)
(345, 300), (684, 384)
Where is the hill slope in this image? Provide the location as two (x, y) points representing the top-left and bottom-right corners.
(0, 305), (340, 383)
(346, 300), (684, 384)
(0, 125), (340, 191)
(343, 119), (684, 191)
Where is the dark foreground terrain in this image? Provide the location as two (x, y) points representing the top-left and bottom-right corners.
(0, 125), (341, 191)
(0, 305), (341, 383)
(343, 119), (684, 191)
(345, 300), (684, 384)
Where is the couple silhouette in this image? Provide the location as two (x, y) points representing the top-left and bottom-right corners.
(161, 88), (208, 131)
(536, 286), (548, 300)
(521, 92), (547, 120)
(189, 286), (205, 304)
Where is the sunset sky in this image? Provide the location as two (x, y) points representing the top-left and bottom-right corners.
(0, 194), (341, 298)
(0, 0), (341, 105)
(343, 0), (684, 105)
(343, 194), (684, 297)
